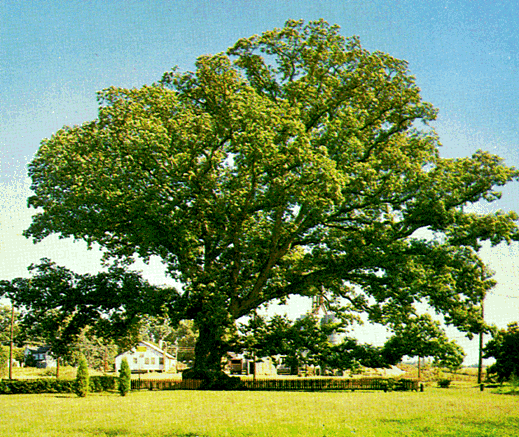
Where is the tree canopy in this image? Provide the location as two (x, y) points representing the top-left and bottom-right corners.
(484, 322), (519, 382)
(0, 305), (19, 346)
(235, 313), (396, 375)
(382, 314), (465, 373)
(0, 259), (174, 362)
(21, 19), (519, 376)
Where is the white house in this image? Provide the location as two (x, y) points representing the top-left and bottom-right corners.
(228, 352), (278, 376)
(24, 346), (57, 368)
(115, 341), (176, 373)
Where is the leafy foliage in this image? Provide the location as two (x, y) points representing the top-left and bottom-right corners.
(484, 322), (519, 382)
(0, 305), (19, 346)
(20, 19), (519, 374)
(139, 317), (198, 362)
(235, 313), (397, 374)
(382, 314), (465, 370)
(72, 329), (119, 371)
(118, 357), (131, 396)
(437, 379), (452, 388)
(0, 346), (8, 378)
(0, 258), (175, 363)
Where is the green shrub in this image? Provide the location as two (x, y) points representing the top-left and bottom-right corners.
(74, 355), (89, 397)
(438, 379), (451, 388)
(90, 375), (117, 392)
(0, 376), (117, 395)
(0, 378), (75, 394)
(118, 358), (131, 396)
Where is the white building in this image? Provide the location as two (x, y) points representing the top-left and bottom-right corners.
(24, 345), (57, 368)
(115, 341), (176, 373)
(228, 353), (278, 376)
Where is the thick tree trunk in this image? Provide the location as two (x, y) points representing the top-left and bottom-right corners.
(193, 323), (225, 374)
(182, 317), (242, 390)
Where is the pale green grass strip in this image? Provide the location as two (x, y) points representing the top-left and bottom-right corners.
(0, 388), (517, 436)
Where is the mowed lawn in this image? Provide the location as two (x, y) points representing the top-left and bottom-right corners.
(0, 387), (517, 437)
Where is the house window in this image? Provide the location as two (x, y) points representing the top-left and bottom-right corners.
(133, 358), (138, 364)
(145, 358), (150, 365)
(151, 357), (155, 365)
(159, 358), (164, 365)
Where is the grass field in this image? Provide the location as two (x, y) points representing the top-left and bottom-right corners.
(0, 385), (517, 437)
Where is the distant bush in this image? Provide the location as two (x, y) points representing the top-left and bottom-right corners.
(438, 379), (451, 388)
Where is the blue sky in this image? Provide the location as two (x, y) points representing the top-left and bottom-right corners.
(1, 0), (518, 364)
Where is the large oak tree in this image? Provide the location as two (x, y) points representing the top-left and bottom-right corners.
(24, 20), (518, 377)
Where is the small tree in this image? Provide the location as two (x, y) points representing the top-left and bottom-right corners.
(484, 322), (519, 383)
(74, 354), (89, 397)
(383, 314), (465, 379)
(118, 357), (131, 396)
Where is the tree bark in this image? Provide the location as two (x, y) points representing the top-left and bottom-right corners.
(182, 316), (242, 390)
(192, 323), (225, 374)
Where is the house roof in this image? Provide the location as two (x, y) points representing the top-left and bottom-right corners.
(26, 346), (52, 354)
(116, 340), (176, 360)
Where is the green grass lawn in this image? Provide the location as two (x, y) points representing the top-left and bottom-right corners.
(0, 386), (517, 437)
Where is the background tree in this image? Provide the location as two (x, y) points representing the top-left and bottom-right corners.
(235, 313), (397, 375)
(139, 315), (175, 346)
(0, 305), (19, 346)
(484, 322), (519, 382)
(165, 320), (198, 364)
(0, 259), (174, 372)
(0, 346), (8, 378)
(22, 19), (518, 379)
(73, 328), (119, 372)
(382, 314), (465, 378)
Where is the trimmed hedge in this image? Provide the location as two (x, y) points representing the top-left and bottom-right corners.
(1, 376), (419, 394)
(0, 375), (117, 395)
(131, 377), (419, 392)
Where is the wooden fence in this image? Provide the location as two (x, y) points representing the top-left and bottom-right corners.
(131, 378), (201, 390)
(131, 377), (418, 392)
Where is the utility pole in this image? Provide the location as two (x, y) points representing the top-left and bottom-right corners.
(478, 300), (485, 385)
(9, 304), (14, 379)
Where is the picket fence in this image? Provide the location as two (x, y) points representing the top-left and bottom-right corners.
(131, 377), (418, 392)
